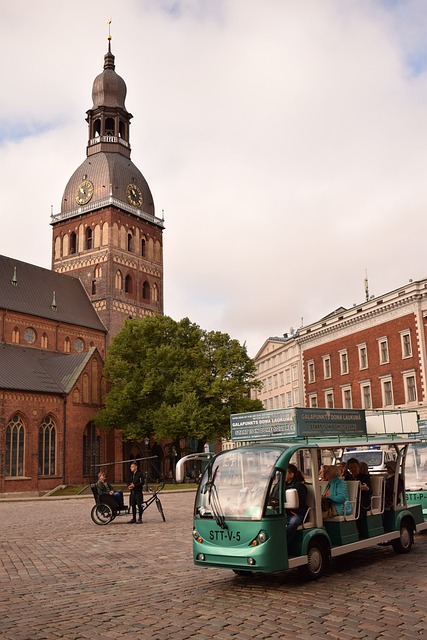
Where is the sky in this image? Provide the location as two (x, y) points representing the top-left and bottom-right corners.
(0, 0), (426, 357)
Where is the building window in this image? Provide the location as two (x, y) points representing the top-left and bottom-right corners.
(280, 394), (285, 407)
(141, 238), (146, 256)
(124, 274), (132, 294)
(142, 280), (150, 300)
(360, 382), (372, 409)
(6, 415), (25, 477)
(105, 117), (115, 135)
(273, 374), (278, 389)
(64, 337), (71, 353)
(12, 326), (20, 344)
(339, 350), (349, 375)
(381, 379), (394, 407)
(403, 372), (417, 403)
(70, 232), (77, 254)
(307, 360), (315, 384)
(127, 232), (133, 252)
(342, 387), (352, 409)
(279, 371), (284, 387)
(24, 327), (36, 344)
(286, 391), (292, 406)
(41, 333), (48, 349)
(323, 355), (331, 379)
(115, 270), (123, 290)
(378, 338), (389, 364)
(38, 416), (56, 476)
(91, 280), (97, 294)
(285, 369), (291, 384)
(358, 344), (368, 370)
(292, 365), (298, 381)
(325, 390), (334, 408)
(83, 422), (101, 476)
(293, 389), (300, 405)
(86, 227), (93, 250)
(309, 394), (318, 408)
(401, 331), (412, 358)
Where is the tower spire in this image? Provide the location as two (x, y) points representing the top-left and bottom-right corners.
(107, 17), (112, 52)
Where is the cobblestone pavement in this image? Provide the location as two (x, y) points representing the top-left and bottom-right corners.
(1, 491), (427, 640)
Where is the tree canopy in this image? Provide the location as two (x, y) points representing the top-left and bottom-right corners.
(95, 315), (263, 443)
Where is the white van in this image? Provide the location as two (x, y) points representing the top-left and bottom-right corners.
(341, 446), (396, 472)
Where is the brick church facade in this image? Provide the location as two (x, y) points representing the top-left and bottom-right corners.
(0, 38), (165, 496)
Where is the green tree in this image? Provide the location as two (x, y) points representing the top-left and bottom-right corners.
(95, 315), (263, 443)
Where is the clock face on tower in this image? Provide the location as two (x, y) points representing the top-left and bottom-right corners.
(76, 180), (94, 205)
(127, 183), (143, 207)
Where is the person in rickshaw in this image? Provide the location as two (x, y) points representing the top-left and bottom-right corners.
(96, 471), (125, 512)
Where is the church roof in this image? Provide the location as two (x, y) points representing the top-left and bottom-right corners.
(0, 255), (106, 332)
(0, 344), (99, 394)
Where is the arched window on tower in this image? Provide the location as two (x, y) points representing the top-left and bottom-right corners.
(94, 118), (101, 137)
(64, 337), (71, 353)
(41, 333), (48, 349)
(70, 232), (77, 254)
(124, 274), (133, 294)
(152, 283), (159, 302)
(6, 414), (25, 477)
(86, 227), (93, 250)
(38, 416), (56, 476)
(91, 280), (97, 295)
(119, 120), (125, 138)
(12, 327), (20, 344)
(141, 238), (146, 257)
(142, 281), (150, 300)
(127, 232), (133, 252)
(115, 270), (123, 290)
(105, 117), (115, 136)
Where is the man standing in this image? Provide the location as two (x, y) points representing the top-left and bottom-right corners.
(128, 461), (143, 523)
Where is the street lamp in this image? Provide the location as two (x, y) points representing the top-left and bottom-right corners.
(144, 436), (149, 491)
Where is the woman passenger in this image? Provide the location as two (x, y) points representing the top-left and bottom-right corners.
(321, 465), (351, 518)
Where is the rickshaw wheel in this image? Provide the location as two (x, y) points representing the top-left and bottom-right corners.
(91, 503), (113, 525)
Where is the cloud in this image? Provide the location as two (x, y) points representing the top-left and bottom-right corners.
(0, 0), (426, 356)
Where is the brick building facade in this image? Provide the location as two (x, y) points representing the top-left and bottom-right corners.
(253, 280), (427, 422)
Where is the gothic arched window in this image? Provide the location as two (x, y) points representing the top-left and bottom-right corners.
(38, 416), (56, 476)
(83, 422), (101, 476)
(142, 281), (150, 300)
(6, 414), (25, 477)
(115, 270), (123, 290)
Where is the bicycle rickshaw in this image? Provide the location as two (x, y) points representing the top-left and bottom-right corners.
(90, 455), (166, 526)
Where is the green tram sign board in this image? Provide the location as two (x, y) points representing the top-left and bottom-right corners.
(230, 408), (367, 442)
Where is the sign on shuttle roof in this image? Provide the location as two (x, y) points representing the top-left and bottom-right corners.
(230, 408), (367, 442)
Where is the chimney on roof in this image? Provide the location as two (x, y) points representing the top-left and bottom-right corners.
(11, 266), (17, 286)
(51, 291), (57, 310)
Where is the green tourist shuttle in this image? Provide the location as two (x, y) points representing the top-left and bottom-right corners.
(177, 408), (427, 579)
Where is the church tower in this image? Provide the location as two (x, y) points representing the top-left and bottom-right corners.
(51, 36), (164, 339)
